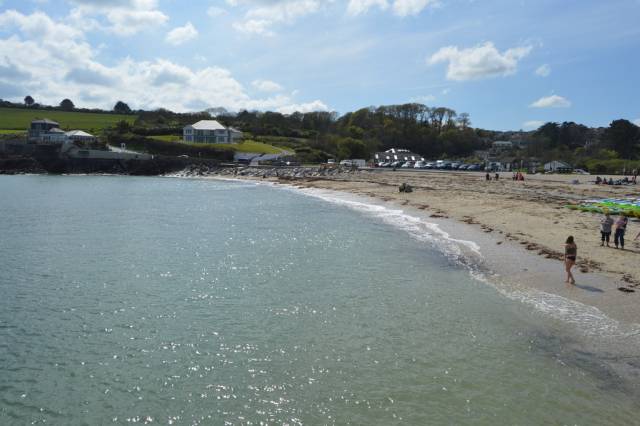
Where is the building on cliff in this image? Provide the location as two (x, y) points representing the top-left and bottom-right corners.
(183, 120), (242, 144)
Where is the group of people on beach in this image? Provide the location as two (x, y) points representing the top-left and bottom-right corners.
(564, 212), (640, 285)
(485, 172), (500, 181)
(594, 176), (636, 185)
(511, 171), (525, 181)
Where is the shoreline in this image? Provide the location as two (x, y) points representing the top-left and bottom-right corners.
(197, 167), (640, 326)
(201, 170), (640, 386)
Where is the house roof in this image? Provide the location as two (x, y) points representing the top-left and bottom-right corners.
(66, 130), (95, 138)
(544, 160), (572, 167)
(188, 120), (226, 131)
(32, 119), (60, 125)
(49, 127), (65, 133)
(228, 127), (242, 133)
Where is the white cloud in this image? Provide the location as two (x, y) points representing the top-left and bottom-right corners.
(232, 0), (321, 35)
(347, 0), (388, 15)
(523, 120), (545, 130)
(276, 100), (329, 114)
(252, 79), (283, 92)
(67, 0), (168, 35)
(0, 10), (328, 114)
(165, 22), (198, 45)
(347, 0), (437, 16)
(392, 0), (437, 16)
(633, 118), (640, 127)
(530, 95), (571, 108)
(410, 94), (436, 103)
(207, 6), (228, 17)
(428, 42), (532, 81)
(535, 64), (551, 77)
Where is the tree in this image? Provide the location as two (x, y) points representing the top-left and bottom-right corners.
(24, 95), (34, 107)
(113, 101), (132, 114)
(336, 137), (367, 159)
(59, 98), (75, 111)
(605, 119), (640, 159)
(458, 112), (471, 129)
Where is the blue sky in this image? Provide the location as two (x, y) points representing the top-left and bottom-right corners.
(0, 0), (638, 130)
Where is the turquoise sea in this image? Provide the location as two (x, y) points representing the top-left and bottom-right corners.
(0, 175), (639, 425)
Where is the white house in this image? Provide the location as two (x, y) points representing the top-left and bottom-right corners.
(28, 119), (97, 144)
(492, 140), (513, 150)
(28, 119), (67, 144)
(374, 148), (424, 163)
(183, 120), (242, 144)
(544, 160), (572, 173)
(65, 130), (97, 143)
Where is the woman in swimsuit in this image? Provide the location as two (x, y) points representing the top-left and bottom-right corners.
(564, 236), (577, 285)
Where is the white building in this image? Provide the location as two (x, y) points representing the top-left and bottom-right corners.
(183, 120), (242, 144)
(65, 130), (97, 144)
(544, 160), (572, 173)
(492, 140), (513, 150)
(374, 148), (424, 163)
(28, 119), (97, 144)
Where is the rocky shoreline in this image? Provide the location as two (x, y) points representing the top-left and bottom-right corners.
(171, 164), (373, 180)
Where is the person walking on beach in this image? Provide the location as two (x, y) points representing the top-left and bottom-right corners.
(564, 236), (577, 285)
(614, 214), (628, 249)
(600, 212), (614, 247)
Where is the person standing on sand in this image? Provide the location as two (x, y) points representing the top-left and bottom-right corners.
(485, 172), (490, 181)
(614, 214), (628, 249)
(600, 212), (614, 247)
(564, 236), (577, 285)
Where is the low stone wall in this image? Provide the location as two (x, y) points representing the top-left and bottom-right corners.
(172, 164), (371, 179)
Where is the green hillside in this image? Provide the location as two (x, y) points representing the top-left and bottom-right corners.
(0, 108), (136, 132)
(148, 136), (286, 154)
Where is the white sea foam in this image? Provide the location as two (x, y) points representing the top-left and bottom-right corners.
(278, 184), (640, 340)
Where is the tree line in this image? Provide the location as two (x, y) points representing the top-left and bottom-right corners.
(0, 96), (134, 115)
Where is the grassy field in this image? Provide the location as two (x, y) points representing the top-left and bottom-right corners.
(0, 129), (26, 135)
(148, 136), (286, 154)
(0, 108), (136, 132)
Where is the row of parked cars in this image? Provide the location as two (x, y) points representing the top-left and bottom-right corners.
(376, 160), (486, 171)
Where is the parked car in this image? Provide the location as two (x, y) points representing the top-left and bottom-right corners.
(573, 169), (590, 175)
(425, 162), (436, 169)
(458, 164), (469, 170)
(401, 161), (415, 168)
(390, 161), (404, 168)
(414, 161), (426, 169)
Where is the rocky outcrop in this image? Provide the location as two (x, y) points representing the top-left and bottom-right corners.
(171, 165), (372, 180)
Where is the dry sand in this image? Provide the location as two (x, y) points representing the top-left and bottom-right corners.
(242, 169), (640, 327)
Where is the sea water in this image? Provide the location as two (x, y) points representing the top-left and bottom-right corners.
(0, 175), (638, 425)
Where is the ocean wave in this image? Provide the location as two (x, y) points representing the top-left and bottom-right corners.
(282, 185), (640, 340)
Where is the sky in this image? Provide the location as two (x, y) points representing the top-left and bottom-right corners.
(0, 0), (638, 130)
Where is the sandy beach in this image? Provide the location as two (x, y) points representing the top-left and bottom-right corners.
(210, 167), (640, 330)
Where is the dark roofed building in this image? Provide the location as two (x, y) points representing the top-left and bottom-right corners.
(28, 119), (61, 142)
(374, 148), (424, 163)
